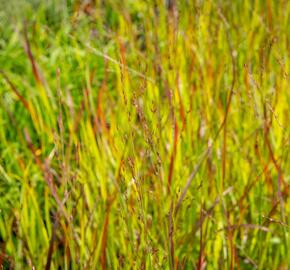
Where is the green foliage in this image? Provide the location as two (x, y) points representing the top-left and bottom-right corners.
(0, 0), (289, 269)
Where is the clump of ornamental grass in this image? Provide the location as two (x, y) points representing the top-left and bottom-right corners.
(0, 1), (289, 269)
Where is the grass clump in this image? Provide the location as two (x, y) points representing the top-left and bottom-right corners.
(0, 0), (289, 269)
